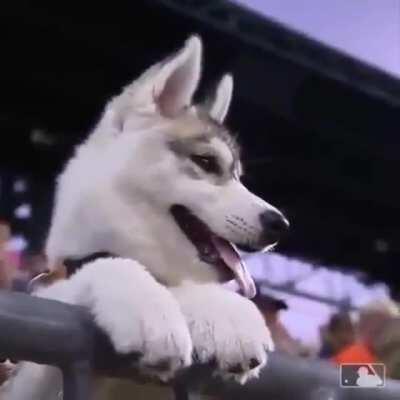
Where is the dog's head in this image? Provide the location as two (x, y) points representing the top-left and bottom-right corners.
(46, 37), (289, 298)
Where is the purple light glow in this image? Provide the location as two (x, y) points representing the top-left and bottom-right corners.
(245, 252), (390, 347)
(235, 0), (400, 77)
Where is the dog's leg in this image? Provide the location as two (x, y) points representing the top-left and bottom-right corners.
(61, 258), (193, 379)
(4, 258), (192, 399)
(171, 282), (274, 384)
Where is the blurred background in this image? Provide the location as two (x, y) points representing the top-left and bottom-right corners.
(0, 0), (400, 393)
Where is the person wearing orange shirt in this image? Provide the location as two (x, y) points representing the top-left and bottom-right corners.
(331, 300), (399, 365)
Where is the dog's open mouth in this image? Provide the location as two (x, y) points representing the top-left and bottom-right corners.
(170, 205), (256, 299)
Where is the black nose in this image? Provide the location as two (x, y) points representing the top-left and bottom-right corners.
(259, 210), (289, 244)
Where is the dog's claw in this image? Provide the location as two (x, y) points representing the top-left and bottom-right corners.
(249, 357), (260, 369)
(143, 358), (172, 372)
(121, 351), (143, 362)
(227, 363), (244, 374)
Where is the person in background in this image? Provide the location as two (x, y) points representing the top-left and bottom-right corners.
(0, 220), (15, 384)
(370, 302), (400, 380)
(319, 312), (355, 359)
(0, 220), (13, 290)
(253, 290), (306, 356)
(331, 299), (399, 366)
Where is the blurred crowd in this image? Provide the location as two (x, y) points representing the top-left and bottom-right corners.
(319, 300), (400, 379)
(0, 220), (48, 384)
(1, 218), (400, 385)
(254, 289), (400, 381)
(0, 220), (46, 292)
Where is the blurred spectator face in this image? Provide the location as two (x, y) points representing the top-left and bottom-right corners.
(0, 221), (13, 289)
(0, 221), (11, 248)
(0, 262), (11, 289)
(329, 313), (355, 352)
(359, 311), (396, 345)
(357, 300), (399, 345)
(0, 221), (20, 269)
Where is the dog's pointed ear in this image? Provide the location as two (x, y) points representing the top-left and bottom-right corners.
(208, 74), (233, 123)
(121, 35), (202, 119)
(153, 36), (202, 117)
(93, 36), (202, 138)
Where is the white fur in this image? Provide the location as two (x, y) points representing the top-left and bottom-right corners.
(4, 36), (283, 399)
(172, 283), (273, 384)
(45, 35), (284, 284)
(40, 259), (192, 375)
(209, 74), (233, 123)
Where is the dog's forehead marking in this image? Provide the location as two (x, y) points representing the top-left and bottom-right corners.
(208, 132), (242, 181)
(172, 112), (239, 155)
(167, 135), (210, 157)
(165, 109), (242, 181)
(209, 136), (235, 171)
(168, 135), (242, 185)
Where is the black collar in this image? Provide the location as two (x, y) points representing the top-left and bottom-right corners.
(64, 252), (114, 277)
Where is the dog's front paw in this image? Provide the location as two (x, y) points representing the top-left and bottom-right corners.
(172, 283), (273, 384)
(54, 258), (193, 381)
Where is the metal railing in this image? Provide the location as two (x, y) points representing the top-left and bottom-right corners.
(0, 290), (400, 400)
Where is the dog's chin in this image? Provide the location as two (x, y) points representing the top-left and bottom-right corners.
(170, 204), (257, 299)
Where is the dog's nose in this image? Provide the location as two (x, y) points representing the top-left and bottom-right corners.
(259, 210), (289, 244)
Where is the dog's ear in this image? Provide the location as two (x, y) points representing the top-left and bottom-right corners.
(94, 36), (202, 137)
(152, 36), (202, 117)
(104, 36), (202, 129)
(208, 74), (233, 123)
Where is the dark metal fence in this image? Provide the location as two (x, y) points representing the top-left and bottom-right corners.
(0, 290), (399, 400)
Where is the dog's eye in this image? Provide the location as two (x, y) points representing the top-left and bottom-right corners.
(190, 154), (220, 174)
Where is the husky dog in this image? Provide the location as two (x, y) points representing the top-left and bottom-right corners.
(3, 36), (289, 399)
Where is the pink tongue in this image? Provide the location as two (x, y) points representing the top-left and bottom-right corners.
(212, 237), (256, 299)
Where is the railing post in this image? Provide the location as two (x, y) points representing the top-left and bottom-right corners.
(62, 361), (91, 400)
